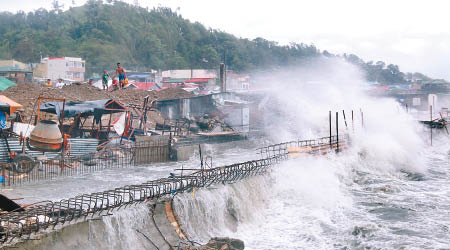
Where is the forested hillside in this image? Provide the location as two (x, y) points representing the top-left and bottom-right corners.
(0, 0), (435, 83)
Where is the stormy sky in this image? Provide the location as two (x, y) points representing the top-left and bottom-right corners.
(2, 0), (450, 80)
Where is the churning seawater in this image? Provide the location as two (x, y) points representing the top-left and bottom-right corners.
(172, 61), (450, 249)
(173, 133), (450, 250)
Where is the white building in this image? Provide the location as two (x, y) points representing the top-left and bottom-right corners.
(161, 69), (217, 79)
(34, 57), (85, 82)
(226, 73), (250, 91)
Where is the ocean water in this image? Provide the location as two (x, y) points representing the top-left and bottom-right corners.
(172, 61), (450, 249)
(173, 134), (450, 250)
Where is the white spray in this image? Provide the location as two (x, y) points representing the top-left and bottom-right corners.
(174, 57), (431, 249)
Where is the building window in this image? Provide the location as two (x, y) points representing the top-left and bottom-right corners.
(82, 62), (85, 68)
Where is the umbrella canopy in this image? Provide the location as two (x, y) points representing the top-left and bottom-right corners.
(0, 95), (23, 115)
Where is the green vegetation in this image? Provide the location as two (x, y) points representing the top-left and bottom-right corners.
(0, 0), (437, 83)
(332, 52), (438, 84)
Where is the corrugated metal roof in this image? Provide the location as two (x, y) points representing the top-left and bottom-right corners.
(184, 78), (212, 83)
(133, 82), (159, 90)
(0, 78), (16, 91)
(0, 138), (99, 162)
(128, 74), (152, 78)
(163, 78), (189, 83)
(0, 66), (31, 72)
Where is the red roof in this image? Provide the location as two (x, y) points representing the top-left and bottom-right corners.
(184, 78), (212, 83)
(133, 82), (157, 90)
(162, 83), (180, 88)
(374, 86), (390, 90)
(161, 82), (199, 89)
(48, 57), (65, 60)
(183, 82), (199, 88)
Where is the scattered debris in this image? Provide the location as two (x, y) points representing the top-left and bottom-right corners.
(182, 237), (245, 250)
(2, 83), (193, 122)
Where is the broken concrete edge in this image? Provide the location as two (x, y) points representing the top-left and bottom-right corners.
(165, 199), (189, 242)
(181, 237), (245, 250)
(167, 197), (246, 250)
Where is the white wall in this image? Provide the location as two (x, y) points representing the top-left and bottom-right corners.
(43, 57), (85, 81)
(162, 69), (217, 79)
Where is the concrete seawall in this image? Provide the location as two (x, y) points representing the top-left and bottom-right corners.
(9, 199), (183, 250)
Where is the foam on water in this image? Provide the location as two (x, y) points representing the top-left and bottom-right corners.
(174, 141), (450, 249)
(173, 59), (449, 249)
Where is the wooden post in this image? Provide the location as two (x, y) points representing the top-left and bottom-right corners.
(36, 98), (41, 125)
(351, 110), (354, 133)
(97, 118), (102, 139)
(336, 112), (339, 153)
(60, 99), (66, 132)
(329, 111), (332, 150)
(430, 105), (433, 146)
(91, 115), (95, 138)
(107, 111), (112, 134)
(360, 109), (364, 128)
(342, 110), (348, 129)
(433, 96), (436, 113)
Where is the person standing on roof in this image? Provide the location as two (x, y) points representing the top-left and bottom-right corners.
(102, 70), (109, 90)
(56, 78), (64, 89)
(113, 63), (126, 90)
(45, 78), (52, 87)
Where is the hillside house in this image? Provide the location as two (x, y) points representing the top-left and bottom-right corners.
(34, 57), (85, 82)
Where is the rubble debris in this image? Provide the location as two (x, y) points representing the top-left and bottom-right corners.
(2, 83), (193, 123)
(182, 237), (245, 250)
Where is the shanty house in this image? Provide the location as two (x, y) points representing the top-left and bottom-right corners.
(0, 95), (23, 128)
(155, 93), (250, 133)
(0, 66), (33, 83)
